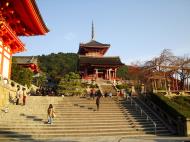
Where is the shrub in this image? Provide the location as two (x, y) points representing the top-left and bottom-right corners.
(149, 93), (190, 118)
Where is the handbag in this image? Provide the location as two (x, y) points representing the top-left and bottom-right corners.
(52, 112), (56, 118)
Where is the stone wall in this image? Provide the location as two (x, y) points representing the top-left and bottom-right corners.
(0, 84), (16, 108)
(0, 79), (26, 109)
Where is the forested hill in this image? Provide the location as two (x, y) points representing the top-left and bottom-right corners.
(38, 52), (78, 80)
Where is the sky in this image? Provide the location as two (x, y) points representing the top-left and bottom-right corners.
(16, 0), (190, 65)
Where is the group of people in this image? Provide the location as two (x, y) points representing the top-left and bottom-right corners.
(16, 87), (27, 106)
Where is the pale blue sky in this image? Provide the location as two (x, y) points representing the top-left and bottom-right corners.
(17, 0), (190, 64)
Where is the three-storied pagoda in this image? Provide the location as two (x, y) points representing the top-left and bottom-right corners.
(0, 0), (48, 79)
(78, 22), (123, 80)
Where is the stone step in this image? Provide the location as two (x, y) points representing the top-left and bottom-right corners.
(0, 127), (167, 134)
(0, 131), (157, 140)
(0, 122), (165, 127)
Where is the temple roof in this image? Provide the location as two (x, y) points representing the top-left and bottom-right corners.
(0, 20), (26, 54)
(78, 40), (110, 55)
(13, 56), (38, 65)
(79, 55), (123, 66)
(80, 40), (110, 48)
(1, 0), (49, 36)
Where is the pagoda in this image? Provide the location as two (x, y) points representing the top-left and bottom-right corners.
(78, 22), (123, 80)
(0, 0), (48, 79)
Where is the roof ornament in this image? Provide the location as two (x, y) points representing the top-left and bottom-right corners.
(91, 20), (95, 40)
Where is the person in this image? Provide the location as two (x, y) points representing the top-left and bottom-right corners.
(47, 104), (55, 124)
(104, 92), (108, 97)
(91, 88), (96, 99)
(96, 96), (101, 111)
(108, 92), (112, 98)
(22, 88), (27, 105)
(16, 88), (21, 105)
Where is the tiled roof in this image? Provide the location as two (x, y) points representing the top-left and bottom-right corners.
(79, 55), (123, 66)
(13, 56), (38, 64)
(80, 40), (110, 47)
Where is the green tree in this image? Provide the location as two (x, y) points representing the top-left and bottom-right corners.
(57, 72), (85, 96)
(11, 63), (33, 87)
(117, 65), (128, 79)
(38, 52), (78, 80)
(33, 73), (47, 87)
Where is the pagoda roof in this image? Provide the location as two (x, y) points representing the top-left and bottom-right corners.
(1, 0), (49, 36)
(78, 40), (110, 55)
(13, 56), (38, 65)
(79, 55), (123, 66)
(80, 40), (110, 47)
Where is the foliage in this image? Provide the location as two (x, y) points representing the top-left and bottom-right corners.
(116, 65), (128, 79)
(149, 93), (190, 118)
(11, 62), (33, 87)
(89, 83), (98, 88)
(116, 83), (128, 90)
(127, 65), (145, 81)
(57, 72), (85, 96)
(33, 73), (47, 87)
(38, 52), (78, 82)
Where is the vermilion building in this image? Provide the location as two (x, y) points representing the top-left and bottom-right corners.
(0, 0), (48, 79)
(13, 56), (39, 73)
(78, 22), (123, 80)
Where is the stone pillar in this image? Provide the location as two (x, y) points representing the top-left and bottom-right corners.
(168, 83), (171, 95)
(131, 85), (136, 96)
(95, 69), (98, 79)
(185, 118), (190, 136)
(141, 84), (145, 94)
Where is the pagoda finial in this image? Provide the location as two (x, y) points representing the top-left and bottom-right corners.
(91, 20), (95, 40)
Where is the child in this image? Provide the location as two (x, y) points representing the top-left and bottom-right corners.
(47, 104), (55, 124)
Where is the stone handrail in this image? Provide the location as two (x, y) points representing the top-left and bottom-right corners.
(0, 77), (26, 91)
(0, 74), (27, 108)
(129, 96), (157, 135)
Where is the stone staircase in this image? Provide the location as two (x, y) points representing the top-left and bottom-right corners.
(96, 78), (117, 96)
(98, 84), (117, 96)
(0, 96), (173, 141)
(118, 97), (173, 136)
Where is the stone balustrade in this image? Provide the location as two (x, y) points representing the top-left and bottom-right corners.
(0, 75), (26, 108)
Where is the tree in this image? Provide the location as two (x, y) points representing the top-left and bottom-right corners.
(38, 52), (78, 87)
(116, 65), (128, 79)
(38, 53), (78, 79)
(143, 49), (190, 91)
(11, 63), (33, 87)
(33, 73), (47, 87)
(57, 72), (85, 96)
